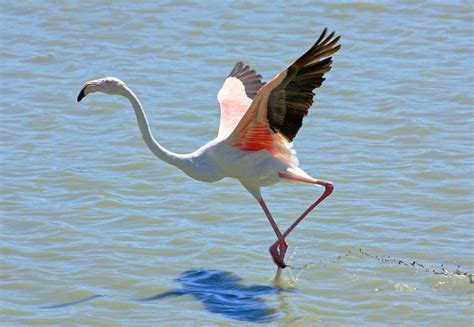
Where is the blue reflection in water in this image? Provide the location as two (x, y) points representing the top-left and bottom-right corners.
(41, 294), (105, 309)
(140, 269), (283, 323)
(42, 269), (286, 323)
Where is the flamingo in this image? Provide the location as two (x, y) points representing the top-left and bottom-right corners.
(77, 28), (341, 269)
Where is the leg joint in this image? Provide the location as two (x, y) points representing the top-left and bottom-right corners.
(316, 180), (334, 197)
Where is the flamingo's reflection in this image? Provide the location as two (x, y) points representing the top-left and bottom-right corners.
(43, 269), (289, 323)
(140, 269), (284, 323)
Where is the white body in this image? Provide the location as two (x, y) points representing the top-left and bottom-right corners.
(177, 137), (294, 193)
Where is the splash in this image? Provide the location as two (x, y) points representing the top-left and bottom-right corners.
(290, 248), (473, 284)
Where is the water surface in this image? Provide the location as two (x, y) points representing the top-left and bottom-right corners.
(1, 1), (473, 325)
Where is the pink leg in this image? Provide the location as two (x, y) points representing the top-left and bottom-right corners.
(269, 172), (334, 267)
(258, 199), (288, 268)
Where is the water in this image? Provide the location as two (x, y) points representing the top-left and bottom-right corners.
(1, 0), (472, 325)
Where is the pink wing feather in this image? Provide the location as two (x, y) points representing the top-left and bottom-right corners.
(224, 72), (297, 165)
(227, 29), (341, 165)
(217, 62), (265, 138)
(226, 29), (341, 166)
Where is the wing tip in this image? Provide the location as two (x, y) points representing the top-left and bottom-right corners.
(226, 61), (265, 99)
(317, 28), (341, 48)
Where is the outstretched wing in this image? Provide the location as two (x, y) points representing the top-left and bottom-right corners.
(217, 62), (265, 138)
(226, 28), (341, 164)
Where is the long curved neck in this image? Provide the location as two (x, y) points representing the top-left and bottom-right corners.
(121, 86), (189, 168)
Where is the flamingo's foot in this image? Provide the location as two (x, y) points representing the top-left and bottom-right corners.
(269, 239), (288, 269)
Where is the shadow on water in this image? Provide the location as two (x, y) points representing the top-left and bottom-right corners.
(140, 269), (285, 323)
(42, 269), (288, 323)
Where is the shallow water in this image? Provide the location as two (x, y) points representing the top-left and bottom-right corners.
(1, 1), (473, 325)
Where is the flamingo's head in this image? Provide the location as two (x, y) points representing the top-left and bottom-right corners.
(77, 77), (126, 102)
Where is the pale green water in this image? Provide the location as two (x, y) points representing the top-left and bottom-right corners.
(1, 1), (473, 325)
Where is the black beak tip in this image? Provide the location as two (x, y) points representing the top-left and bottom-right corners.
(77, 89), (85, 102)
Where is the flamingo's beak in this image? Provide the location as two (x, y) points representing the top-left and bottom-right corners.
(77, 86), (86, 102)
(77, 81), (100, 102)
